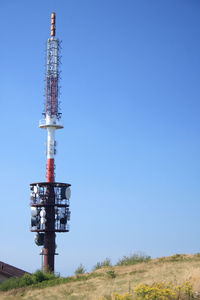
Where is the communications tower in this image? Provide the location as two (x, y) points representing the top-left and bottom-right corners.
(30, 12), (71, 273)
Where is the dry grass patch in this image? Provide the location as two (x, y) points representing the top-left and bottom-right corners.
(1, 254), (200, 299)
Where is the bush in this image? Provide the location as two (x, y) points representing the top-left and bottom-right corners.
(75, 264), (86, 275)
(0, 277), (22, 291)
(33, 270), (48, 282)
(106, 270), (116, 279)
(93, 258), (112, 270)
(116, 252), (151, 266)
(0, 270), (57, 291)
(21, 274), (33, 286)
(169, 254), (185, 261)
(99, 282), (195, 300)
(93, 262), (102, 270)
(134, 281), (194, 300)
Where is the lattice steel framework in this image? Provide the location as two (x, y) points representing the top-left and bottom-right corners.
(46, 38), (61, 119)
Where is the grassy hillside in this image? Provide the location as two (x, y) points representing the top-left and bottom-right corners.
(1, 254), (200, 300)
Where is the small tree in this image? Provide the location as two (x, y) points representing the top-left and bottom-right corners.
(75, 264), (86, 275)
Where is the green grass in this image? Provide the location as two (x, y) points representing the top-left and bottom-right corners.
(0, 270), (103, 292)
(156, 253), (196, 264)
(93, 258), (112, 270)
(0, 252), (150, 292)
(0, 270), (57, 291)
(106, 270), (116, 278)
(3, 252), (200, 295)
(1, 254), (200, 299)
(116, 253), (151, 266)
(91, 253), (150, 271)
(74, 264), (86, 275)
(129, 270), (146, 275)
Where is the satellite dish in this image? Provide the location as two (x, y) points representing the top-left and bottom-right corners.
(56, 212), (63, 220)
(31, 216), (39, 227)
(60, 187), (66, 199)
(39, 187), (43, 194)
(31, 207), (38, 217)
(60, 217), (67, 224)
(65, 187), (71, 199)
(35, 233), (44, 246)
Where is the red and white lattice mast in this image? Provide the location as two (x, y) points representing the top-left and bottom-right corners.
(30, 12), (71, 273)
(40, 12), (63, 180)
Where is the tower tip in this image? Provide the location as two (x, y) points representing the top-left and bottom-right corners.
(51, 12), (56, 37)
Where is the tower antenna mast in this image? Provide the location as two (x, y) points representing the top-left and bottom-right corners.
(30, 12), (71, 273)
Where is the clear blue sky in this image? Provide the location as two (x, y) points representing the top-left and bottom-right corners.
(1, 0), (200, 276)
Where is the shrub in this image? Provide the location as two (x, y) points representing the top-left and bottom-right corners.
(0, 277), (22, 291)
(169, 254), (185, 261)
(102, 258), (111, 267)
(98, 283), (196, 300)
(106, 270), (116, 279)
(93, 258), (112, 270)
(75, 264), (86, 275)
(93, 262), (102, 270)
(33, 270), (48, 282)
(134, 282), (176, 299)
(113, 293), (133, 300)
(134, 281), (194, 300)
(0, 270), (57, 291)
(21, 274), (34, 285)
(116, 252), (151, 266)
